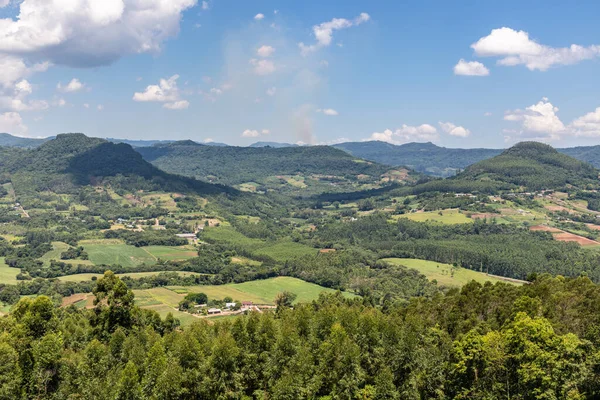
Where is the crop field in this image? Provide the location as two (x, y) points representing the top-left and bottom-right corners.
(202, 226), (316, 261)
(395, 209), (473, 224)
(0, 258), (18, 284)
(172, 277), (357, 304)
(201, 226), (265, 248)
(144, 245), (198, 260)
(81, 240), (157, 268)
(39, 242), (94, 267)
(530, 225), (600, 247)
(252, 241), (317, 261)
(382, 258), (525, 287)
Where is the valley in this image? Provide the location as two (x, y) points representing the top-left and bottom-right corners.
(1, 133), (600, 397)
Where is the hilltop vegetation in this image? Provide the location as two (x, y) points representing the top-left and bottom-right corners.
(0, 134), (234, 203)
(458, 142), (599, 190)
(136, 141), (402, 194)
(410, 142), (600, 195)
(334, 141), (502, 176)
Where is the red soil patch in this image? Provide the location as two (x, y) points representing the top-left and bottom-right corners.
(552, 232), (600, 246)
(530, 225), (599, 246)
(319, 248), (337, 253)
(586, 224), (600, 231)
(62, 293), (89, 307)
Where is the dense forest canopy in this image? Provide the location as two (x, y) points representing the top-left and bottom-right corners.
(2, 272), (600, 398)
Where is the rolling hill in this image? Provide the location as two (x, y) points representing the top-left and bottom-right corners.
(135, 141), (403, 190)
(0, 133), (234, 199)
(334, 141), (600, 177)
(453, 142), (599, 191)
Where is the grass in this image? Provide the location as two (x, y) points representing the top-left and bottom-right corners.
(0, 258), (18, 284)
(144, 245), (197, 261)
(81, 239), (157, 268)
(172, 277), (357, 304)
(253, 241), (317, 261)
(395, 209), (473, 224)
(202, 226), (315, 261)
(201, 226), (265, 248)
(142, 304), (198, 326)
(38, 242), (95, 267)
(382, 258), (524, 288)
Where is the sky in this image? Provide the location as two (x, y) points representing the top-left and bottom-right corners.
(0, 0), (600, 148)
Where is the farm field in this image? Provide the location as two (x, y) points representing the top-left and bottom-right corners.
(252, 241), (317, 261)
(172, 277), (357, 304)
(81, 240), (157, 267)
(39, 242), (94, 267)
(382, 258), (525, 287)
(144, 245), (198, 260)
(202, 226), (318, 261)
(394, 209), (473, 224)
(529, 225), (600, 247)
(201, 226), (265, 248)
(0, 257), (18, 284)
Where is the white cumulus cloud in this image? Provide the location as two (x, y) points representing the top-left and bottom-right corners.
(254, 13), (265, 21)
(163, 100), (189, 110)
(317, 108), (339, 116)
(57, 78), (85, 93)
(133, 75), (190, 110)
(471, 27), (600, 71)
(249, 59), (276, 75)
(439, 122), (471, 137)
(242, 129), (270, 138)
(0, 0), (197, 68)
(453, 59), (489, 76)
(133, 75), (181, 102)
(569, 107), (600, 137)
(257, 45), (275, 57)
(0, 112), (27, 134)
(504, 98), (565, 140)
(299, 13), (370, 55)
(368, 124), (438, 144)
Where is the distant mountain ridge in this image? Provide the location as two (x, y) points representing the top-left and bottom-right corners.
(333, 141), (503, 176)
(4, 132), (600, 176)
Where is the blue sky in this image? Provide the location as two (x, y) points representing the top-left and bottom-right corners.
(0, 0), (600, 148)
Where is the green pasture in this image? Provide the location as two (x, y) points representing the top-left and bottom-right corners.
(382, 258), (524, 287)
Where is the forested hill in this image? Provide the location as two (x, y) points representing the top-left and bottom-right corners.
(136, 141), (394, 186)
(455, 142), (599, 191)
(0, 133), (234, 197)
(333, 141), (503, 176)
(334, 140), (600, 177)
